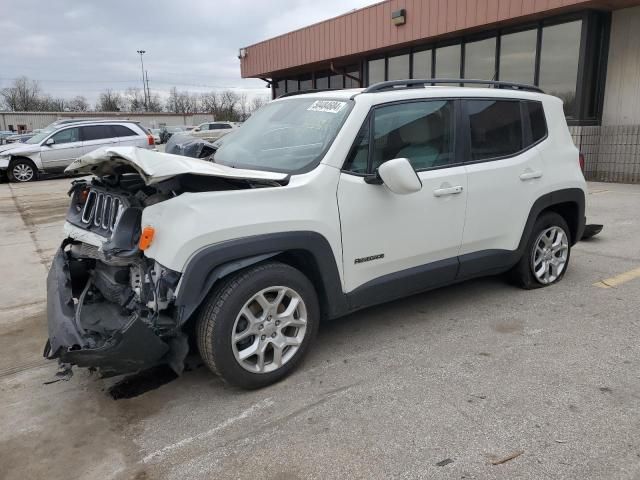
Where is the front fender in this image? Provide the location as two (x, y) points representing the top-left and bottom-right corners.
(174, 231), (348, 323)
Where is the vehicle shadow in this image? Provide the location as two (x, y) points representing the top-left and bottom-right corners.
(106, 275), (509, 399)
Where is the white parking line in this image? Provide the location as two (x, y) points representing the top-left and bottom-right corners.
(142, 397), (275, 463)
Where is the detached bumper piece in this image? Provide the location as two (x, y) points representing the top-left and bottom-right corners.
(45, 248), (169, 375)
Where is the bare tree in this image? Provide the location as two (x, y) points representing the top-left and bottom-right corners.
(0, 76), (42, 111)
(38, 95), (66, 112)
(123, 88), (146, 112)
(96, 89), (124, 112)
(166, 86), (198, 114)
(67, 96), (89, 112)
(146, 92), (164, 112)
(248, 95), (268, 117)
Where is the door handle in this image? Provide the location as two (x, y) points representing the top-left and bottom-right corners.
(519, 170), (543, 181)
(433, 185), (463, 197)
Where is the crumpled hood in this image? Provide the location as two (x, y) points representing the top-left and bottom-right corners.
(65, 146), (289, 185)
(0, 142), (39, 155)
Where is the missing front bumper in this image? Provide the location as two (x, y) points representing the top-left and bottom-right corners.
(45, 247), (170, 375)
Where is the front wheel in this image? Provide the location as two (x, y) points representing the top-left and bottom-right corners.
(196, 262), (319, 389)
(8, 158), (37, 183)
(511, 212), (571, 289)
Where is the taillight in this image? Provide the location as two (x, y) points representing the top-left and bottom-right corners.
(147, 134), (154, 146)
(578, 152), (585, 171)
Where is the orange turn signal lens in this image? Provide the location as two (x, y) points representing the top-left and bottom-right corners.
(138, 226), (155, 250)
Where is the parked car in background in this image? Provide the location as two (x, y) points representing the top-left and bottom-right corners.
(6, 130), (40, 144)
(150, 128), (162, 145)
(159, 126), (188, 144)
(0, 131), (15, 144)
(0, 120), (154, 182)
(189, 121), (237, 141)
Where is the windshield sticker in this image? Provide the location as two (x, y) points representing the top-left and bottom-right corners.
(307, 100), (347, 114)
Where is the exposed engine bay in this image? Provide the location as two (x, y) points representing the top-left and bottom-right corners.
(45, 147), (288, 376)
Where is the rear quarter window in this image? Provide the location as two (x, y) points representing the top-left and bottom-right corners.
(525, 101), (548, 143)
(111, 125), (137, 137)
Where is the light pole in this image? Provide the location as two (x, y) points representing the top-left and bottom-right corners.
(136, 50), (148, 111)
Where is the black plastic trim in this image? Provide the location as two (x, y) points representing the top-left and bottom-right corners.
(347, 257), (459, 311)
(517, 188), (586, 248)
(175, 231), (348, 322)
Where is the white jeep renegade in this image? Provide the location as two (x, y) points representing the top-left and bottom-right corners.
(45, 80), (586, 389)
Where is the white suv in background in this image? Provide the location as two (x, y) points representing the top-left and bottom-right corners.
(46, 80), (587, 389)
(0, 120), (154, 182)
(189, 121), (237, 141)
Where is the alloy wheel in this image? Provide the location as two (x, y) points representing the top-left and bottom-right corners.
(12, 163), (34, 182)
(231, 286), (308, 373)
(531, 226), (569, 284)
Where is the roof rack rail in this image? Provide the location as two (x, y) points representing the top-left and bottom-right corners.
(362, 79), (543, 94)
(277, 88), (341, 99)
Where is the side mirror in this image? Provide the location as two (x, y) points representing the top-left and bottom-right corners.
(377, 158), (422, 195)
(44, 138), (55, 146)
(193, 127), (200, 132)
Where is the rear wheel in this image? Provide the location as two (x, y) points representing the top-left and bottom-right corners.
(511, 212), (571, 289)
(8, 158), (37, 183)
(196, 262), (319, 389)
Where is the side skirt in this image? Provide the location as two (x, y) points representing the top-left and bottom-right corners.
(344, 249), (519, 314)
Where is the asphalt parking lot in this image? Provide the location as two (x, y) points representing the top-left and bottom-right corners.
(1, 177), (639, 480)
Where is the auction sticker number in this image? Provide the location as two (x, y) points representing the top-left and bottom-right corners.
(307, 100), (347, 114)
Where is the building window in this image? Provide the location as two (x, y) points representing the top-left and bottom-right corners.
(539, 20), (582, 117)
(435, 44), (461, 78)
(467, 100), (523, 161)
(299, 74), (312, 91)
(344, 65), (361, 88)
(286, 79), (299, 93)
(330, 74), (344, 89)
(412, 49), (432, 79)
(368, 58), (385, 85)
(464, 37), (496, 84)
(388, 53), (410, 81)
(499, 29), (537, 84)
(273, 79), (285, 98)
(315, 73), (329, 89)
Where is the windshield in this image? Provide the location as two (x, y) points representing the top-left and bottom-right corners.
(213, 97), (352, 173)
(26, 127), (56, 144)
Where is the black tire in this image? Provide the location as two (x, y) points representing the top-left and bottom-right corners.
(8, 158), (38, 183)
(196, 261), (320, 389)
(510, 212), (572, 289)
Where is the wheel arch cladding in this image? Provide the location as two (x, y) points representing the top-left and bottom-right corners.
(174, 231), (348, 324)
(519, 188), (585, 251)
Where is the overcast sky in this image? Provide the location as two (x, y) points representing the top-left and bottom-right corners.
(0, 0), (372, 106)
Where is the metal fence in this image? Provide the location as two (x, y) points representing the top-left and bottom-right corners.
(570, 125), (640, 184)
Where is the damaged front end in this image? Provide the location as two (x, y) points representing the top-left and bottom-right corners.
(44, 147), (289, 377)
(44, 178), (187, 376)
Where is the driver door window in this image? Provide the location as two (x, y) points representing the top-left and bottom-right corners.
(51, 127), (80, 144)
(371, 100), (454, 171)
(343, 100), (455, 174)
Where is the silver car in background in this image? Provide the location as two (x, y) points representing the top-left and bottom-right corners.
(0, 120), (154, 182)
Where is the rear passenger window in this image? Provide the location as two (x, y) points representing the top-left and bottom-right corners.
(526, 101), (547, 143)
(467, 100), (523, 161)
(81, 125), (112, 141)
(371, 100), (454, 171)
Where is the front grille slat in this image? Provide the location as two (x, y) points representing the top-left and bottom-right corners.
(79, 188), (126, 234)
